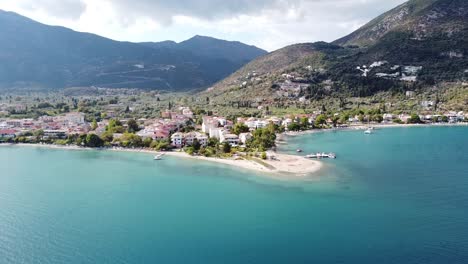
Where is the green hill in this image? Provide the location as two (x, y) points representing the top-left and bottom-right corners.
(204, 0), (467, 109)
(0, 10), (266, 91)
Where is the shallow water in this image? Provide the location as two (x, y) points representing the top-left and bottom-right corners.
(1, 126), (467, 263)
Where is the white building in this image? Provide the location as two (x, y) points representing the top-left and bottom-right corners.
(171, 132), (184, 148)
(65, 112), (85, 124)
(239, 133), (252, 145)
(220, 133), (239, 146)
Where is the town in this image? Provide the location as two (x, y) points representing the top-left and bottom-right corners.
(1, 104), (467, 159)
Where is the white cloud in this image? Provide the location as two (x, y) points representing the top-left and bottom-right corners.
(0, 0), (408, 51)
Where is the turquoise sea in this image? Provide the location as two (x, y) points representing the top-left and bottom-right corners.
(1, 126), (467, 263)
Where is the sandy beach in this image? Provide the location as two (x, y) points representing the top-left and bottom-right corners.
(0, 143), (322, 177)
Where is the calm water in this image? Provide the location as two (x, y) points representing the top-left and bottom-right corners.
(1, 126), (467, 264)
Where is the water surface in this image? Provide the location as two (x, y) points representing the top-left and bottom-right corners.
(1, 126), (467, 263)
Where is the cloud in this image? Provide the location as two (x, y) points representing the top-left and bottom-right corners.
(14, 0), (86, 20)
(106, 0), (286, 25)
(0, 0), (408, 50)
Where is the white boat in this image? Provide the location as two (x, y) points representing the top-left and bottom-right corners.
(154, 153), (165, 160)
(364, 129), (372, 134)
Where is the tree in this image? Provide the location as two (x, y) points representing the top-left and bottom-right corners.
(222, 142), (231, 153)
(261, 152), (267, 160)
(33, 129), (44, 141)
(143, 137), (153, 148)
(85, 134), (104, 148)
(331, 116), (339, 127)
(107, 119), (125, 133)
(192, 138), (201, 152)
(185, 146), (195, 156)
(208, 137), (219, 148)
(101, 131), (114, 143)
(315, 114), (327, 127)
(127, 119), (140, 133)
(91, 119), (98, 131)
(119, 133), (143, 148)
(407, 114), (422, 124)
(287, 123), (301, 131)
(372, 114), (383, 123)
(232, 123), (250, 135)
(299, 117), (308, 128)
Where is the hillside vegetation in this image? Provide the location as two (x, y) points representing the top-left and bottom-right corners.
(0, 11), (266, 91)
(203, 0), (467, 111)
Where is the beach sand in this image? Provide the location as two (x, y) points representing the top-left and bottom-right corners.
(0, 143), (322, 177)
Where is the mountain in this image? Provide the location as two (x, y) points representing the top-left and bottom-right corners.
(141, 35), (267, 65)
(206, 0), (467, 104)
(0, 10), (267, 91)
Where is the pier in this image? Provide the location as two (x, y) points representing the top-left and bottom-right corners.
(305, 152), (336, 159)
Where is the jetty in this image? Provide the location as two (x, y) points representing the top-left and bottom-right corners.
(305, 152), (336, 159)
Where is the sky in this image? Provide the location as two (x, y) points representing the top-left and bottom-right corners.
(0, 0), (408, 51)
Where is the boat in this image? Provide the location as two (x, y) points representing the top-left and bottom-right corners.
(154, 153), (165, 160)
(364, 129), (372, 134)
(297, 149), (303, 153)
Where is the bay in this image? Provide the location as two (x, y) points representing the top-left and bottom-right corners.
(1, 126), (467, 263)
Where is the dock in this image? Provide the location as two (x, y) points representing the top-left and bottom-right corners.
(305, 152), (336, 159)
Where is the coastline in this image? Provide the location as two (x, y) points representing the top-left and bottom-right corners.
(281, 122), (468, 137)
(0, 143), (322, 178)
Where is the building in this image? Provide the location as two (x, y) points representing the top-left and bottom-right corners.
(65, 112), (85, 124)
(239, 133), (252, 145)
(0, 129), (17, 138)
(196, 133), (208, 147)
(43, 130), (67, 139)
(220, 133), (239, 146)
(171, 132), (184, 148)
(184, 132), (208, 147)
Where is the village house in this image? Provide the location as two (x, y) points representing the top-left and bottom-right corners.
(171, 132), (184, 148)
(202, 116), (231, 138)
(239, 133), (252, 145)
(220, 133), (240, 146)
(65, 112), (85, 125)
(242, 118), (268, 130)
(43, 130), (67, 139)
(0, 129), (17, 138)
(184, 132), (208, 147)
(282, 118), (293, 129)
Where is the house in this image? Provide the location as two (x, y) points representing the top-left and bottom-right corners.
(171, 132), (184, 148)
(184, 132), (198, 146)
(153, 131), (170, 141)
(220, 133), (239, 146)
(383, 114), (394, 122)
(65, 112), (85, 124)
(282, 118), (293, 128)
(181, 108), (194, 118)
(244, 118), (268, 129)
(239, 133), (252, 145)
(0, 129), (17, 138)
(43, 130), (67, 139)
(196, 133), (208, 147)
(405, 91), (415, 98)
(6, 120), (21, 127)
(184, 132), (208, 147)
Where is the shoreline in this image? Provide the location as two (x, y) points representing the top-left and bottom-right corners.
(0, 143), (322, 178)
(281, 122), (468, 137)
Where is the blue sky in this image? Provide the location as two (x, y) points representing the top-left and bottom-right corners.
(0, 0), (408, 51)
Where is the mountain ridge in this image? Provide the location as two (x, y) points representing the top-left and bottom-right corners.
(0, 10), (267, 91)
(205, 0), (467, 104)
